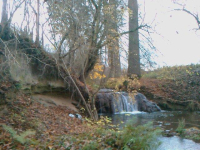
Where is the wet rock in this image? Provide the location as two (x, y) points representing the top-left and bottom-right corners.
(135, 93), (161, 113)
(185, 127), (200, 136)
(96, 91), (115, 113)
(75, 113), (82, 120)
(163, 130), (176, 137)
(69, 114), (75, 118)
(164, 122), (171, 126)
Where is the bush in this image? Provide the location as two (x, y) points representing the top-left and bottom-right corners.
(83, 141), (99, 150)
(117, 122), (162, 150)
(105, 75), (140, 92)
(3, 125), (37, 145)
(59, 118), (162, 150)
(176, 118), (185, 135)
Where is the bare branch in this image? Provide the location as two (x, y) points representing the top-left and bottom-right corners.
(175, 8), (200, 29)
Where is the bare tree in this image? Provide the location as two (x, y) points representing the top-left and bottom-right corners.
(29, 0), (40, 45)
(0, 0), (25, 40)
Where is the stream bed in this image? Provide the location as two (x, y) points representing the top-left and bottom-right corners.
(101, 111), (200, 150)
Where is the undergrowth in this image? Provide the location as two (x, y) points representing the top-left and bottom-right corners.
(0, 96), (162, 149)
(2, 125), (37, 145)
(142, 64), (200, 80)
(57, 119), (162, 150)
(175, 119), (200, 142)
(140, 64), (200, 109)
(105, 75), (140, 92)
(176, 118), (185, 136)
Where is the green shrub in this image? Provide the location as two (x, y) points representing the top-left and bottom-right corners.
(117, 122), (162, 150)
(176, 118), (185, 135)
(142, 64), (200, 80)
(56, 119), (162, 150)
(3, 125), (37, 145)
(83, 141), (99, 150)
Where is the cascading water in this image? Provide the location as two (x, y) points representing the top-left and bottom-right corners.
(112, 92), (138, 113)
(96, 89), (161, 114)
(96, 89), (140, 114)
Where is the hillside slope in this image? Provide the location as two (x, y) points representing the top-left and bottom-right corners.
(140, 64), (200, 110)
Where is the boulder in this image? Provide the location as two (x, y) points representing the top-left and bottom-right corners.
(135, 93), (161, 113)
(96, 92), (115, 113)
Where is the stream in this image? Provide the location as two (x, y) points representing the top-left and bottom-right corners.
(101, 111), (200, 150)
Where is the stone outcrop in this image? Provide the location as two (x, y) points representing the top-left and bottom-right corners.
(135, 93), (161, 113)
(95, 90), (115, 113)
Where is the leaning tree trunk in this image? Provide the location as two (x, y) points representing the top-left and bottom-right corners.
(127, 0), (141, 77)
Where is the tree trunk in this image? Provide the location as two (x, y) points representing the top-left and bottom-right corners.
(114, 38), (121, 77)
(127, 0), (141, 77)
(35, 0), (40, 46)
(108, 0), (121, 78)
(1, 0), (8, 25)
(0, 0), (10, 40)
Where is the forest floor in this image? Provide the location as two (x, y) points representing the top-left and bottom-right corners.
(0, 91), (161, 150)
(0, 92), (88, 149)
(31, 93), (79, 112)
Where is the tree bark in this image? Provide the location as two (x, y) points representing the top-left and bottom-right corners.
(127, 0), (141, 77)
(0, 0), (10, 40)
(108, 0), (121, 78)
(35, 0), (40, 46)
(1, 0), (8, 25)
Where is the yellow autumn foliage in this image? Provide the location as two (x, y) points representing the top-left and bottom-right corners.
(89, 63), (106, 79)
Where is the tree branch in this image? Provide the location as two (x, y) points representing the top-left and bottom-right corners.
(175, 8), (200, 29)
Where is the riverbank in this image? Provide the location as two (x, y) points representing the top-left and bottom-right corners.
(141, 64), (200, 111)
(0, 92), (161, 149)
(103, 64), (200, 111)
(1, 90), (200, 149)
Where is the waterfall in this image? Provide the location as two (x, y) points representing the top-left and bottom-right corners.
(112, 92), (138, 113)
(96, 89), (161, 114)
(113, 92), (137, 113)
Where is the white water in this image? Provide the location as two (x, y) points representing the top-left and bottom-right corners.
(112, 92), (138, 113)
(114, 111), (144, 115)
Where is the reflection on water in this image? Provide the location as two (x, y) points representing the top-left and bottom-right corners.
(101, 111), (200, 150)
(105, 111), (200, 131)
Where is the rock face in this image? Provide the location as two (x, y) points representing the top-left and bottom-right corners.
(95, 89), (161, 113)
(95, 90), (115, 113)
(135, 93), (161, 113)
